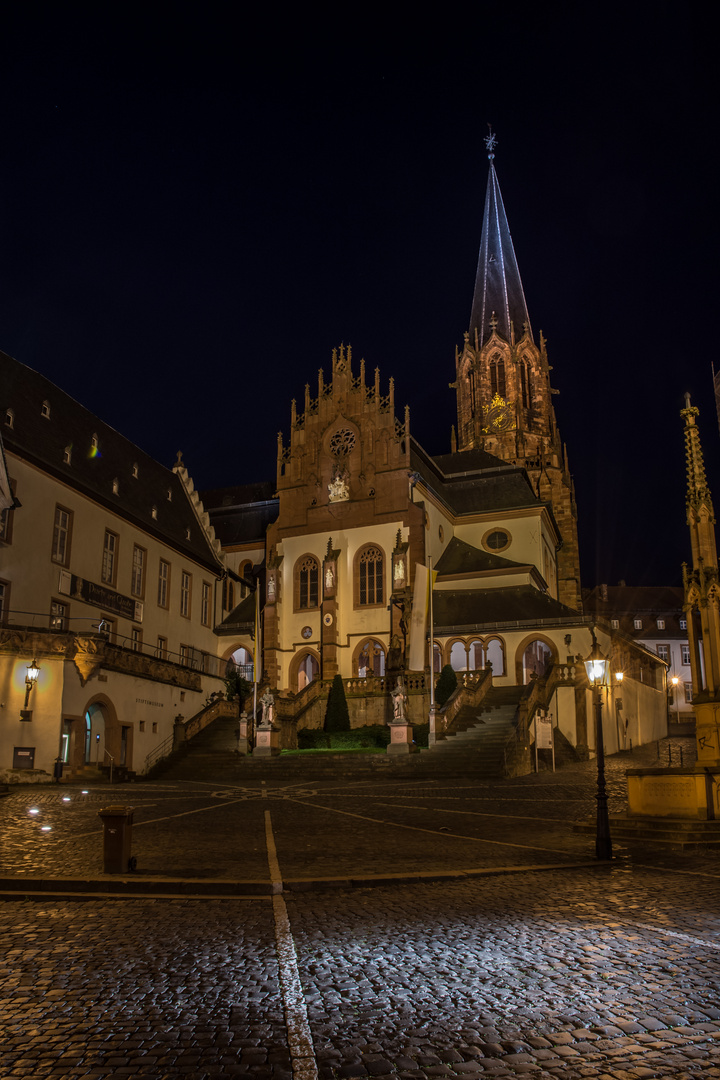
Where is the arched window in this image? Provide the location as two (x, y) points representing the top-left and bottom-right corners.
(433, 643), (442, 674)
(522, 639), (552, 684)
(295, 555), (319, 610)
(490, 353), (506, 399)
(520, 359), (532, 409)
(356, 639), (386, 677)
(468, 639), (484, 670)
(239, 560), (253, 600)
(297, 653), (319, 691)
(222, 578), (235, 612)
(356, 545), (384, 606)
(486, 637), (505, 676)
(450, 640), (468, 672)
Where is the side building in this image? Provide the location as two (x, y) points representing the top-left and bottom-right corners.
(0, 350), (227, 781)
(584, 584), (693, 725)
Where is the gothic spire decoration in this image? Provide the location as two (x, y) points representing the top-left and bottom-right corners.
(468, 131), (531, 347)
(682, 392), (715, 521)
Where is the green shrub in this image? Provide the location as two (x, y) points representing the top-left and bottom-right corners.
(435, 664), (458, 706)
(297, 724), (391, 750)
(224, 670), (251, 704)
(324, 674), (350, 732)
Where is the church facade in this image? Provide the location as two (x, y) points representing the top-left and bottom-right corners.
(0, 144), (669, 780)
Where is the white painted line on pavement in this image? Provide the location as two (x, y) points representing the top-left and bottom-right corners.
(265, 811), (318, 1080)
(282, 797), (581, 858)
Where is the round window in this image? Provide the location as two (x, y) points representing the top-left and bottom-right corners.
(485, 529), (510, 551)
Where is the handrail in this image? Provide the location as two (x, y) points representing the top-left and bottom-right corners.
(103, 749), (114, 785)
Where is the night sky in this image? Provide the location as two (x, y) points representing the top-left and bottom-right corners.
(1, 5), (716, 591)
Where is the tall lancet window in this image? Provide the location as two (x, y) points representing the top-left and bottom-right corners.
(520, 359), (532, 409)
(469, 369), (477, 415)
(490, 353), (506, 399)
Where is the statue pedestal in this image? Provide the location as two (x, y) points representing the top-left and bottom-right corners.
(254, 725), (280, 757)
(387, 722), (416, 755)
(237, 714), (250, 756)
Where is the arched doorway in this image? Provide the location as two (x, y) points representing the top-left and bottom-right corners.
(227, 646), (253, 681)
(522, 639), (553, 683)
(84, 702), (107, 765)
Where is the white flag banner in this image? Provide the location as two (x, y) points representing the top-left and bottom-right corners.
(408, 563), (430, 671)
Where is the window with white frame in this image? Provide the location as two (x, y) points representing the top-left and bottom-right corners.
(102, 530), (118, 585)
(657, 644), (669, 662)
(657, 618), (665, 630)
(201, 582), (211, 626)
(679, 618), (687, 630)
(158, 560), (170, 608)
(50, 600), (67, 631)
(633, 618), (642, 630)
(611, 619), (619, 629)
(52, 506), (72, 565)
(131, 627), (142, 652)
(681, 644), (691, 665)
(180, 571), (192, 618)
(131, 545), (146, 598)
(685, 684), (693, 703)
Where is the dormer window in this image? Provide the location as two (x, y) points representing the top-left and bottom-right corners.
(611, 619), (619, 630)
(41, 400), (51, 419)
(90, 434), (100, 458)
(185, 528), (191, 540)
(634, 618), (642, 630)
(112, 478), (119, 495)
(151, 506), (158, 520)
(63, 446), (72, 465)
(5, 409), (13, 428)
(680, 618), (687, 630)
(132, 463), (139, 479)
(657, 618), (665, 630)
(167, 488), (172, 502)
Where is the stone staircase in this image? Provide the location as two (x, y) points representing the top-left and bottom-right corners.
(151, 716), (244, 782)
(424, 685), (525, 777)
(574, 814), (720, 850)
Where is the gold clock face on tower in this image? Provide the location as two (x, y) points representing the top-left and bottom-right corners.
(482, 394), (515, 434)
(487, 404), (514, 431)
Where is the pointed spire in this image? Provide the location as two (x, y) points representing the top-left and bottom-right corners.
(468, 131), (532, 348)
(682, 393), (714, 515)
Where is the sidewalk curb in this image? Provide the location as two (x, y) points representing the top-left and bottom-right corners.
(0, 860), (608, 900)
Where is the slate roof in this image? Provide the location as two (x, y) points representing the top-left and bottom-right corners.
(434, 536), (529, 577)
(202, 484), (278, 547)
(216, 591), (256, 634)
(0, 349), (222, 573)
(433, 585), (588, 633)
(410, 438), (546, 518)
(469, 161), (532, 347)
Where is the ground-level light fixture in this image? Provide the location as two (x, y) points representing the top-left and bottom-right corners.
(584, 631), (612, 861)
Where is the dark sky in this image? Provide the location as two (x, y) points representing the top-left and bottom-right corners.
(1, 4), (717, 590)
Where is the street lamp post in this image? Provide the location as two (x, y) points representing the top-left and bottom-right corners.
(671, 675), (680, 726)
(584, 632), (612, 861)
(21, 658), (41, 718)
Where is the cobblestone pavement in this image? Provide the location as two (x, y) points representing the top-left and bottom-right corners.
(0, 738), (709, 884)
(1, 864), (720, 1078)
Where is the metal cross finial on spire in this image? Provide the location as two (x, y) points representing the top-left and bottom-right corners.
(485, 125), (497, 161)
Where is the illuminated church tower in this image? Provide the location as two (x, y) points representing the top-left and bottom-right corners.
(453, 133), (582, 610)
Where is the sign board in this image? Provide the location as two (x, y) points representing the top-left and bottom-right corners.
(59, 571), (139, 621)
(536, 717), (554, 749)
